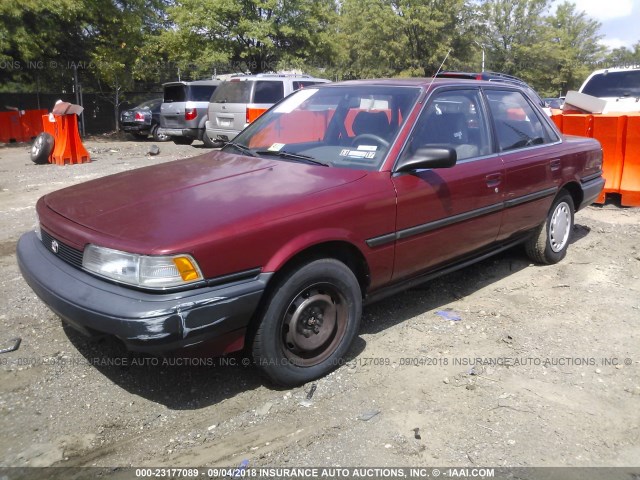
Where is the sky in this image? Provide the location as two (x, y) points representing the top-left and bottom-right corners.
(557, 0), (640, 50)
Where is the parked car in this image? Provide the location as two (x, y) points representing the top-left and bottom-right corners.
(158, 79), (220, 146)
(544, 97), (565, 109)
(436, 71), (550, 114)
(579, 67), (640, 102)
(119, 98), (169, 141)
(205, 73), (330, 146)
(17, 78), (604, 386)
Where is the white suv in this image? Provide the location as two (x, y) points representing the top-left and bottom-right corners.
(205, 74), (330, 146)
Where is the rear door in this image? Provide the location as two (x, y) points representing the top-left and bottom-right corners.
(208, 80), (255, 134)
(483, 88), (560, 240)
(390, 88), (504, 280)
(160, 84), (187, 128)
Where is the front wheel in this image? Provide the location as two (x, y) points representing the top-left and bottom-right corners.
(525, 190), (575, 264)
(252, 259), (362, 386)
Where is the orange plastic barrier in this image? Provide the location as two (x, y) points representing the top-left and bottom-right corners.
(20, 109), (47, 140)
(592, 114), (627, 202)
(620, 114), (640, 207)
(41, 114), (90, 165)
(560, 114), (593, 137)
(551, 113), (563, 132)
(0, 109), (48, 143)
(0, 111), (24, 142)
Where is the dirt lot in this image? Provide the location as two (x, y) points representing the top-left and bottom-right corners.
(0, 137), (639, 471)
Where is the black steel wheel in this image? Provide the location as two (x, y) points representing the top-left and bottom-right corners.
(252, 259), (362, 386)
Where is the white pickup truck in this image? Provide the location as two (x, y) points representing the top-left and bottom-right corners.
(573, 67), (640, 113)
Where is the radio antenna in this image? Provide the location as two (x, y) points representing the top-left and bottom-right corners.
(428, 48), (452, 90)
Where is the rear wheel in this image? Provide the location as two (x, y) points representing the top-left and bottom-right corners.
(172, 137), (193, 145)
(525, 190), (574, 264)
(152, 125), (170, 142)
(31, 133), (54, 164)
(252, 259), (362, 386)
(201, 130), (216, 148)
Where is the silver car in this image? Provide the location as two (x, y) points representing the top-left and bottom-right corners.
(205, 74), (330, 146)
(158, 79), (221, 146)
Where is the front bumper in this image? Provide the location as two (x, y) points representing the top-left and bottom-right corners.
(17, 232), (270, 354)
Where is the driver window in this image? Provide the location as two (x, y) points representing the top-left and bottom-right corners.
(402, 89), (491, 162)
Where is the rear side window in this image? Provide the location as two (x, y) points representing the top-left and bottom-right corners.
(253, 81), (284, 103)
(582, 70), (640, 98)
(486, 90), (551, 151)
(164, 85), (186, 103)
(293, 81), (323, 90)
(189, 85), (217, 102)
(210, 81), (253, 103)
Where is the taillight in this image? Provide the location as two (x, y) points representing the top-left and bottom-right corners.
(134, 112), (145, 122)
(185, 108), (197, 121)
(246, 107), (268, 124)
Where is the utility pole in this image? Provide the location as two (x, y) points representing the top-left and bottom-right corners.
(474, 41), (486, 72)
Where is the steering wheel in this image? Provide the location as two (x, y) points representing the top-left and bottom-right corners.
(351, 134), (390, 148)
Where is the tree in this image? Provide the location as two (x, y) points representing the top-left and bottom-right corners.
(479, 0), (550, 76)
(164, 0), (339, 75)
(89, 0), (169, 130)
(606, 42), (640, 69)
(336, 0), (476, 79)
(544, 1), (605, 95)
(0, 0), (91, 92)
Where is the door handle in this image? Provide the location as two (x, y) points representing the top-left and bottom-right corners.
(550, 159), (561, 171)
(486, 173), (502, 188)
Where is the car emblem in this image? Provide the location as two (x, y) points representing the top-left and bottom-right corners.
(51, 240), (59, 254)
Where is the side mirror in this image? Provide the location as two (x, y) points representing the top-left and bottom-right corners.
(394, 146), (457, 173)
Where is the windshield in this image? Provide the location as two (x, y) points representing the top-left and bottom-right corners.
(223, 85), (421, 170)
(582, 70), (640, 98)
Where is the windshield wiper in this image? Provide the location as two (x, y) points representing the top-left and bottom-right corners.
(224, 142), (258, 157)
(255, 150), (330, 167)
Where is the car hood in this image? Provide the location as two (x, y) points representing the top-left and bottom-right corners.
(43, 151), (367, 252)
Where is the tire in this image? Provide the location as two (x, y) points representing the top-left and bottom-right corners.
(152, 125), (170, 142)
(525, 190), (575, 264)
(172, 137), (193, 145)
(252, 259), (362, 386)
(30, 133), (54, 164)
(201, 130), (216, 148)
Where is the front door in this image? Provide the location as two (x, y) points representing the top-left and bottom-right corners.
(391, 88), (504, 281)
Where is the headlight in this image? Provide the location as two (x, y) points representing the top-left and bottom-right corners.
(82, 244), (203, 289)
(34, 214), (42, 241)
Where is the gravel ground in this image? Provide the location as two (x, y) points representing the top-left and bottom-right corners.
(0, 137), (639, 472)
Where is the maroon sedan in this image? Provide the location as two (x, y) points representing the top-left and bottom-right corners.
(17, 79), (604, 386)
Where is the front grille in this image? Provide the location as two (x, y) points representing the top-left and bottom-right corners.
(41, 230), (84, 269)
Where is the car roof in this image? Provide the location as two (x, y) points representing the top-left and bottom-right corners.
(226, 73), (330, 82)
(318, 77), (528, 90)
(162, 79), (221, 87)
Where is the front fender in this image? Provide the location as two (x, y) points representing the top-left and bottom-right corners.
(262, 228), (367, 274)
